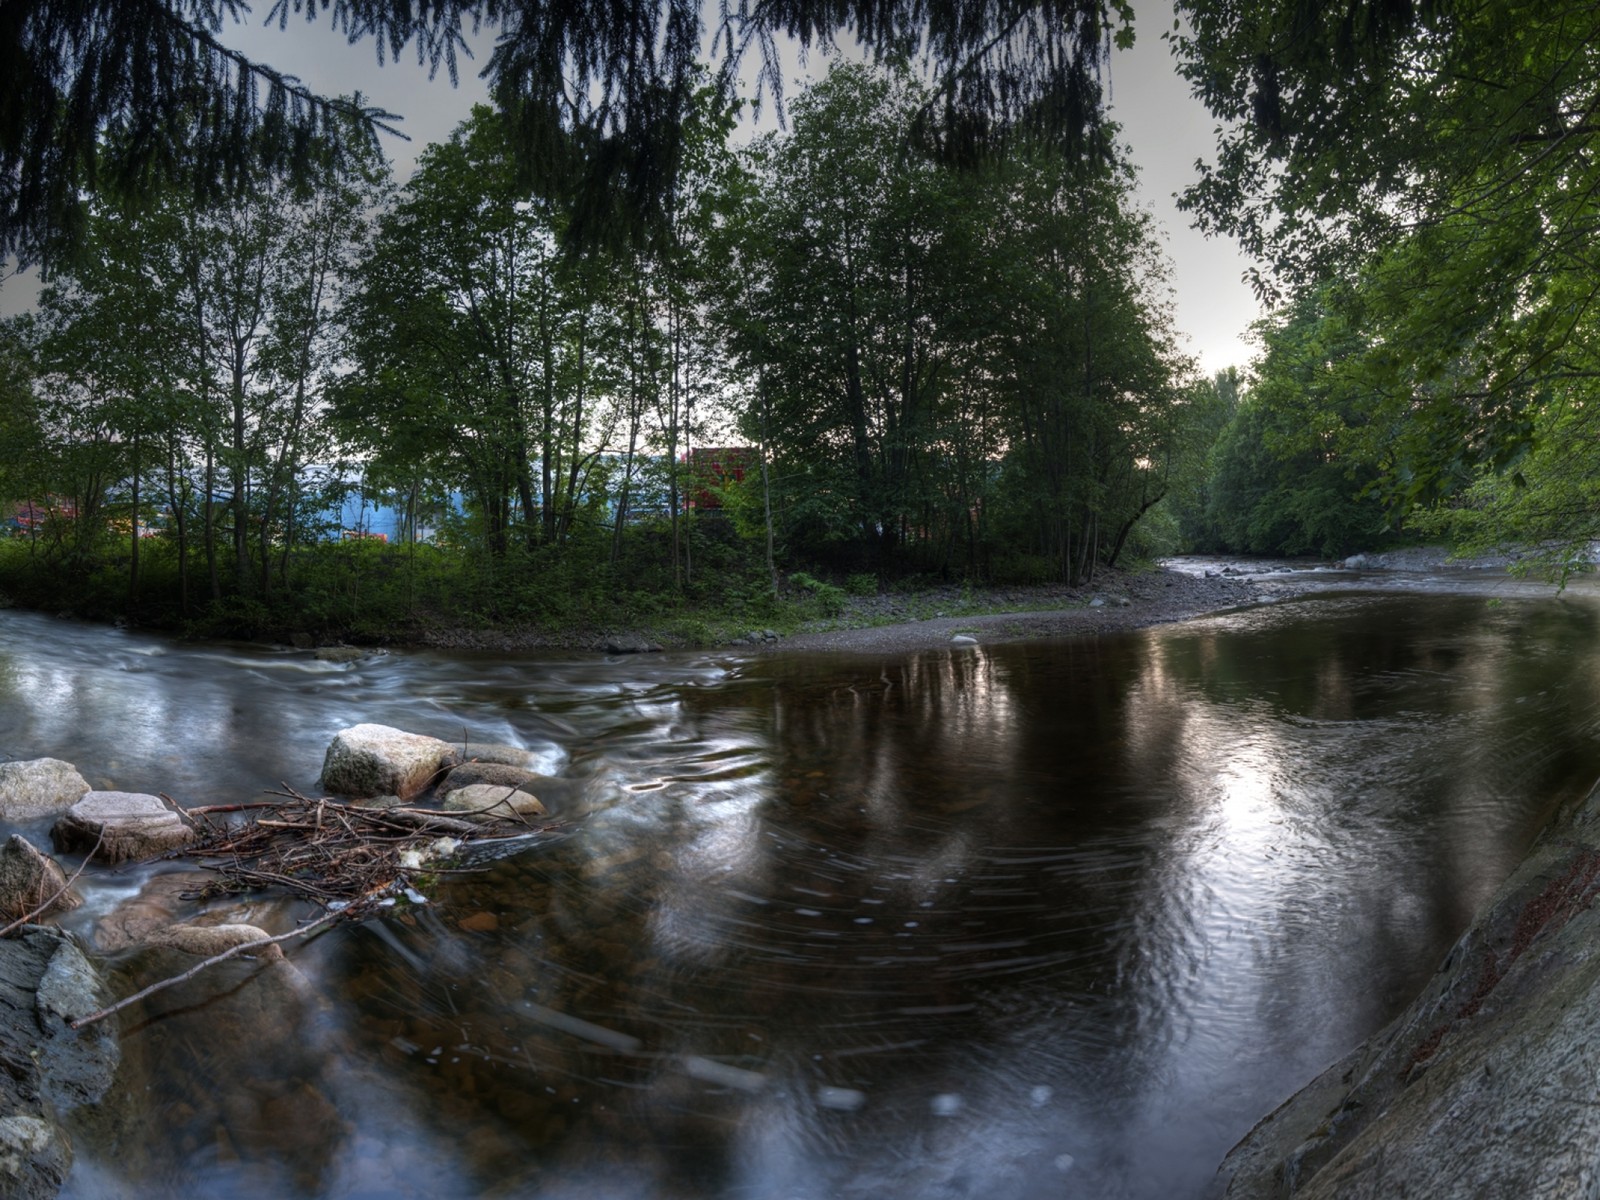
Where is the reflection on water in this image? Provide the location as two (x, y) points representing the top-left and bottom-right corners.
(3, 593), (1600, 1198)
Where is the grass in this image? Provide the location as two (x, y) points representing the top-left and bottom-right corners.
(0, 524), (1136, 649)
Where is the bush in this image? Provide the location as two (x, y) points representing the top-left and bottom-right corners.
(844, 572), (877, 596)
(788, 570), (846, 617)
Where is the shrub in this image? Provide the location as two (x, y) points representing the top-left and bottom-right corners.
(844, 572), (877, 596)
(788, 570), (846, 617)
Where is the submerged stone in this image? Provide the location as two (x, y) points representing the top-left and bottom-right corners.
(439, 763), (580, 811)
(442, 783), (546, 822)
(454, 743), (541, 769)
(148, 922), (283, 960)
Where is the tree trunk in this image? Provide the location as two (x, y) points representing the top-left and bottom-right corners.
(128, 429), (140, 608)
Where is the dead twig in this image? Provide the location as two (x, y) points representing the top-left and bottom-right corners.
(186, 802), (287, 816)
(68, 912), (341, 1030)
(166, 784), (550, 908)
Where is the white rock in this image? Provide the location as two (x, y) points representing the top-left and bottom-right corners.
(51, 791), (195, 864)
(320, 724), (456, 799)
(0, 759), (90, 821)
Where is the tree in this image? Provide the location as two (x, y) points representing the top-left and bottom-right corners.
(336, 105), (621, 559)
(1166, 367), (1240, 552)
(25, 201), (188, 586)
(981, 139), (1191, 582)
(720, 63), (1189, 584)
(4, 0), (1134, 266)
(1175, 1), (1600, 552)
(724, 65), (955, 573)
(1202, 291), (1388, 558)
(19, 114), (387, 612)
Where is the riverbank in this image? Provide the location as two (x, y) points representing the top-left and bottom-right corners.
(1208, 768), (1600, 1198)
(406, 563), (1265, 654)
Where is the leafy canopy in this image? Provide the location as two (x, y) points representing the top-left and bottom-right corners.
(4, 0), (1135, 266)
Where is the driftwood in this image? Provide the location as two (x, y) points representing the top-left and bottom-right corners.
(31, 786), (559, 1028)
(169, 784), (555, 907)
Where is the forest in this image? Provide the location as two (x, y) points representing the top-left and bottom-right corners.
(2, 1), (1597, 639)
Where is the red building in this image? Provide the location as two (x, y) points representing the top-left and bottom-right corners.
(685, 447), (757, 511)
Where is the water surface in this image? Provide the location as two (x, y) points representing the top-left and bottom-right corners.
(4, 588), (1599, 1198)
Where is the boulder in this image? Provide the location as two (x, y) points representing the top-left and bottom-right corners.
(51, 791), (195, 864)
(320, 724), (456, 799)
(108, 931), (334, 1178)
(441, 783), (547, 822)
(0, 836), (81, 923)
(0, 759), (90, 822)
(0, 927), (120, 1199)
(1211, 779), (1600, 1199)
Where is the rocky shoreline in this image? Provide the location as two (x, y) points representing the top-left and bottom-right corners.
(0, 725), (574, 1198)
(1208, 772), (1600, 1197)
(403, 563), (1266, 656)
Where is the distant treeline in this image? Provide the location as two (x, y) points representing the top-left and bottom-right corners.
(0, 63), (1225, 636)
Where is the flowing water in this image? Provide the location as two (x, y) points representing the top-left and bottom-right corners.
(6, 578), (1600, 1199)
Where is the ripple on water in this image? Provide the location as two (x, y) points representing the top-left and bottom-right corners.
(5, 593), (1600, 1198)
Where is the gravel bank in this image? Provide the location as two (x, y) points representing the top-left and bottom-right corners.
(405, 565), (1260, 655)
(764, 566), (1257, 655)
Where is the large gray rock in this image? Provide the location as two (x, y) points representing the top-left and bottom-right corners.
(0, 836), (81, 923)
(441, 783), (547, 822)
(320, 724), (457, 799)
(0, 759), (90, 822)
(1211, 781), (1600, 1199)
(51, 791), (196, 864)
(0, 927), (119, 1199)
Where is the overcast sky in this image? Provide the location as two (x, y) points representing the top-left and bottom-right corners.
(1, 3), (1263, 374)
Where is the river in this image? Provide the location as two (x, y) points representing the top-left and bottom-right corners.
(5, 572), (1600, 1199)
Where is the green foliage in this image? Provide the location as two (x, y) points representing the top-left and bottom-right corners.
(718, 63), (1192, 587)
(1200, 291), (1389, 557)
(844, 572), (877, 597)
(4, 2), (1134, 266)
(1178, 1), (1600, 558)
(786, 571), (846, 618)
(1166, 368), (1242, 551)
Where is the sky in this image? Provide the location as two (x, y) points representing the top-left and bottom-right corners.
(0, 3), (1263, 375)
